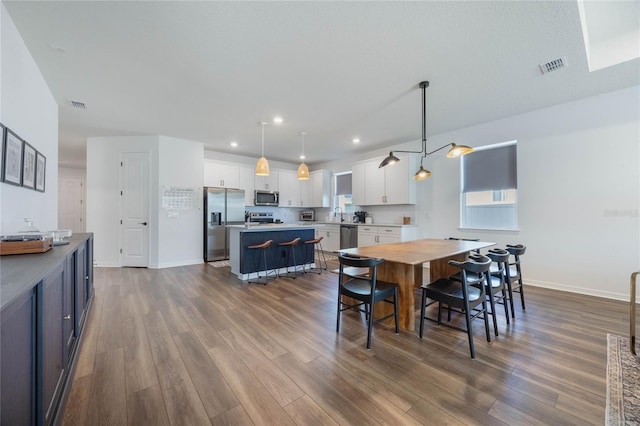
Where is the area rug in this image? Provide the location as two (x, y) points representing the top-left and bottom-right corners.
(606, 334), (640, 425)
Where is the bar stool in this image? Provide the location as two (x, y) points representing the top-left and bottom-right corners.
(278, 237), (304, 278)
(303, 236), (328, 274)
(247, 240), (278, 285)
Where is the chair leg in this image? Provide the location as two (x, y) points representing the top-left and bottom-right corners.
(505, 275), (516, 319)
(366, 299), (374, 349)
(482, 299), (491, 343)
(336, 295), (342, 333)
(487, 286), (499, 337)
(518, 277), (526, 310)
(419, 288), (427, 338)
(393, 288), (399, 334)
(464, 304), (475, 359)
(501, 287), (510, 324)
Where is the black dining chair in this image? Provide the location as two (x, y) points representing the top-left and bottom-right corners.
(506, 244), (527, 312)
(336, 253), (399, 349)
(419, 254), (492, 359)
(480, 249), (511, 335)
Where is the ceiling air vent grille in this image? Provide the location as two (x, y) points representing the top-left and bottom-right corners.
(70, 100), (86, 109)
(539, 57), (567, 75)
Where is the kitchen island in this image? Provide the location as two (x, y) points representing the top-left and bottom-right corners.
(228, 224), (319, 280)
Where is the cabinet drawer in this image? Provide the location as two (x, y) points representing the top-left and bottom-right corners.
(377, 227), (401, 236)
(359, 226), (377, 234)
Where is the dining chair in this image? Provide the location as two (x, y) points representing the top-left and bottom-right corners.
(480, 249), (511, 335)
(336, 253), (399, 349)
(419, 254), (492, 359)
(506, 244), (527, 312)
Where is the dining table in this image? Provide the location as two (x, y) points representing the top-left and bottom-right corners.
(340, 238), (495, 331)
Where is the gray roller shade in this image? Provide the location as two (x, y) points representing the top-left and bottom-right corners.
(335, 173), (352, 195)
(462, 144), (517, 193)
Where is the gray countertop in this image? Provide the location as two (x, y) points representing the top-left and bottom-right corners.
(0, 233), (92, 310)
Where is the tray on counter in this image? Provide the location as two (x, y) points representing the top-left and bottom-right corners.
(0, 237), (53, 255)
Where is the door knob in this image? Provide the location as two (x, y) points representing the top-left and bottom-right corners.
(139, 222), (148, 225)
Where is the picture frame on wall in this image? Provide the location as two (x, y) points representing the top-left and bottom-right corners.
(35, 151), (46, 192)
(22, 141), (36, 189)
(0, 123), (5, 181)
(3, 128), (23, 186)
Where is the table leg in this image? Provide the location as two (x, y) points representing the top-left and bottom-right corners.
(375, 261), (422, 332)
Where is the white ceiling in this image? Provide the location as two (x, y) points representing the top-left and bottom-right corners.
(4, 1), (639, 168)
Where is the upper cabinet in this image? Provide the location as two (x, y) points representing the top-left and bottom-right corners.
(254, 173), (279, 191)
(352, 155), (416, 205)
(278, 169), (331, 208)
(238, 165), (255, 206)
(310, 169), (331, 208)
(204, 161), (240, 188)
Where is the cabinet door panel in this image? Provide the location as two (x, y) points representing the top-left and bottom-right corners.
(364, 162), (385, 205)
(75, 244), (88, 334)
(1, 289), (35, 425)
(41, 261), (66, 425)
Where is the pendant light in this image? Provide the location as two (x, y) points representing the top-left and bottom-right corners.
(255, 121), (270, 176)
(297, 131), (310, 180)
(379, 81), (474, 179)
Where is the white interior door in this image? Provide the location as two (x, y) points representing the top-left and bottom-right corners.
(58, 177), (85, 233)
(120, 152), (150, 267)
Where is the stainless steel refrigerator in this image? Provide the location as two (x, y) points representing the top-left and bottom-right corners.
(204, 187), (245, 261)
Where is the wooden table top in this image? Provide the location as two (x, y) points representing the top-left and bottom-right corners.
(341, 239), (495, 265)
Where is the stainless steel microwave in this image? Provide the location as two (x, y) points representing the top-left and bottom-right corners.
(254, 190), (279, 206)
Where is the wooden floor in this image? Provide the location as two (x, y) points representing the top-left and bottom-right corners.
(62, 260), (629, 425)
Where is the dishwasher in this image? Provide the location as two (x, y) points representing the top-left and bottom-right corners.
(340, 224), (358, 249)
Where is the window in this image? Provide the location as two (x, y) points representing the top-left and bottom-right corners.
(460, 142), (517, 230)
(335, 172), (354, 214)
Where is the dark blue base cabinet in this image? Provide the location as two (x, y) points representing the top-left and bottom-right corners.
(240, 229), (315, 274)
(1, 234), (94, 425)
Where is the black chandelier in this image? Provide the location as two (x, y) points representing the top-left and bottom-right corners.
(379, 81), (474, 180)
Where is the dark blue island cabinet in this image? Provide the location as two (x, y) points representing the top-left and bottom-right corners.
(0, 233), (94, 426)
(240, 228), (315, 274)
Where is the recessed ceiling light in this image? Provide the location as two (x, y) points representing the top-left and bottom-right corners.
(300, 154), (306, 160)
(353, 138), (360, 144)
(230, 141), (238, 147)
(273, 116), (283, 124)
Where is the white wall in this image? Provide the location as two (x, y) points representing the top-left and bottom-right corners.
(157, 136), (203, 268)
(0, 4), (58, 234)
(87, 135), (203, 268)
(320, 86), (640, 300)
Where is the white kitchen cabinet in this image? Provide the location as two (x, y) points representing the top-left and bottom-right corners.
(255, 173), (279, 191)
(203, 161), (240, 188)
(238, 165), (255, 206)
(300, 178), (312, 207)
(278, 170), (300, 207)
(317, 225), (340, 252)
(351, 163), (366, 206)
(310, 169), (330, 207)
(357, 225), (416, 247)
(351, 155), (416, 205)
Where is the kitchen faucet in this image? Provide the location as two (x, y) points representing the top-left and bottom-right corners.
(334, 207), (344, 222)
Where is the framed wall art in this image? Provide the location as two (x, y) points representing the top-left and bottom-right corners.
(0, 123), (5, 181)
(22, 141), (36, 189)
(3, 128), (23, 186)
(35, 151), (46, 192)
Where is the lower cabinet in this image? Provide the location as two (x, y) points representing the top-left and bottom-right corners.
(0, 289), (36, 425)
(357, 226), (416, 247)
(40, 261), (68, 425)
(0, 234), (94, 426)
(317, 225), (340, 252)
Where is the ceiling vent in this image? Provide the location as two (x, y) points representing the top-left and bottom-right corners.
(70, 100), (86, 109)
(539, 57), (568, 75)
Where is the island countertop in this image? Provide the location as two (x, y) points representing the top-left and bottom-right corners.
(227, 224), (318, 232)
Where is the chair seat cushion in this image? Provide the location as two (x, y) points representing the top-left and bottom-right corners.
(342, 277), (397, 300)
(422, 278), (483, 303)
(490, 265), (519, 279)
